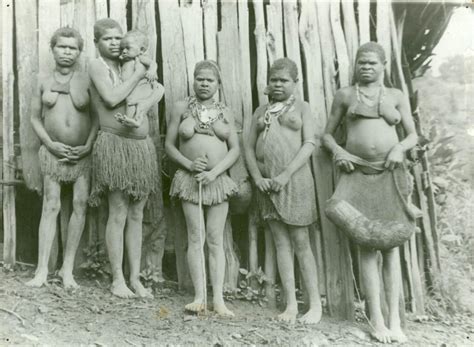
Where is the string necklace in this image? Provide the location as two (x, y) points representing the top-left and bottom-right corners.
(188, 96), (225, 130)
(99, 56), (122, 87)
(53, 70), (74, 85)
(263, 94), (296, 139)
(356, 83), (385, 110)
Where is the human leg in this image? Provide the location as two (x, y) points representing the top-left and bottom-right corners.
(268, 220), (297, 323)
(360, 247), (391, 343)
(382, 247), (407, 343)
(206, 202), (234, 316)
(26, 176), (61, 287)
(182, 201), (206, 312)
(106, 191), (134, 298)
(126, 196), (153, 298)
(290, 226), (322, 324)
(59, 175), (90, 288)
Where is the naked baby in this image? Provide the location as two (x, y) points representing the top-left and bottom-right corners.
(114, 30), (164, 128)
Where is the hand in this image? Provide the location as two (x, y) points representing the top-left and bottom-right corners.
(145, 70), (158, 82)
(115, 113), (140, 128)
(255, 178), (273, 194)
(385, 144), (404, 170)
(47, 141), (73, 159)
(190, 156), (208, 173)
(335, 159), (354, 173)
(271, 173), (290, 192)
(134, 57), (147, 78)
(70, 144), (91, 159)
(195, 170), (217, 185)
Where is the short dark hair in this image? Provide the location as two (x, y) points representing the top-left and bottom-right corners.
(50, 27), (84, 51)
(194, 60), (222, 83)
(94, 18), (122, 41)
(269, 58), (298, 82)
(356, 42), (386, 63)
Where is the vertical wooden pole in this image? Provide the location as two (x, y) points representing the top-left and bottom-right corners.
(60, 0), (75, 28)
(73, 0), (96, 70)
(358, 0), (371, 45)
(15, 0), (41, 194)
(2, 0), (16, 268)
(252, 0), (268, 105)
(330, 0), (350, 88)
(203, 0), (217, 61)
(94, 0), (107, 20)
(283, 1), (303, 98)
(266, 0), (283, 65)
(109, 0), (127, 32)
(341, 0), (358, 76)
(376, 0), (392, 76)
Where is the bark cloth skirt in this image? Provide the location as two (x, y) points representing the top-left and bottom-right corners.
(39, 145), (91, 183)
(88, 129), (159, 206)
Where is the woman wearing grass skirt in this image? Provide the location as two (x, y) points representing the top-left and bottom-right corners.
(88, 19), (162, 298)
(165, 60), (239, 316)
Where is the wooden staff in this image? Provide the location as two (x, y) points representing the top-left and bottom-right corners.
(198, 182), (207, 313)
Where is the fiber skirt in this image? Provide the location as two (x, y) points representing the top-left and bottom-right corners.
(89, 130), (159, 206)
(170, 169), (238, 206)
(39, 145), (91, 183)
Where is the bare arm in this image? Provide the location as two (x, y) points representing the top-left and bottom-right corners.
(139, 55), (158, 81)
(88, 58), (145, 108)
(244, 106), (272, 193)
(272, 102), (317, 192)
(385, 89), (418, 169)
(30, 77), (72, 159)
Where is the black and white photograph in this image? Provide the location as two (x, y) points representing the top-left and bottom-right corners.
(1, 0), (473, 345)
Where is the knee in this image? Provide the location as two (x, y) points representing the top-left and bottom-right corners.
(108, 206), (128, 226)
(127, 207), (144, 223)
(187, 228), (204, 248)
(43, 192), (61, 215)
(206, 232), (223, 252)
(72, 196), (88, 216)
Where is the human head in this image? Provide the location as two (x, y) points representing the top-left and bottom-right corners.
(120, 30), (149, 60)
(50, 27), (84, 52)
(94, 18), (123, 41)
(193, 60), (221, 101)
(354, 42), (386, 84)
(267, 58), (298, 101)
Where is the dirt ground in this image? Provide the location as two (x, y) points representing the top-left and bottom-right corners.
(0, 266), (473, 346)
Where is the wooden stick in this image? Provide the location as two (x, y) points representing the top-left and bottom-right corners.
(252, 0), (268, 105)
(95, 0), (108, 20)
(283, 1), (303, 98)
(376, 0), (392, 77)
(109, 0), (127, 32)
(203, 0), (218, 61)
(265, 0), (284, 65)
(0, 307), (26, 327)
(341, 0), (358, 74)
(330, 0), (351, 88)
(3, 0), (17, 268)
(38, 0), (60, 75)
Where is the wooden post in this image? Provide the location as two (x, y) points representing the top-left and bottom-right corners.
(376, 0), (392, 76)
(266, 0), (283, 65)
(358, 0), (371, 44)
(95, 0), (108, 20)
(73, 0), (96, 70)
(109, 0), (127, 32)
(283, 1), (303, 98)
(252, 0), (268, 105)
(203, 0), (217, 61)
(341, 0), (358, 75)
(315, 1), (355, 320)
(330, 0), (350, 88)
(3, 0), (16, 268)
(180, 0), (204, 95)
(15, 0), (41, 194)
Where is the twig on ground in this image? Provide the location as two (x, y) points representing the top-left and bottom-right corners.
(125, 338), (140, 346)
(0, 307), (26, 327)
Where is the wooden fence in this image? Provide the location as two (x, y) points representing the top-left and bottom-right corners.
(1, 0), (441, 320)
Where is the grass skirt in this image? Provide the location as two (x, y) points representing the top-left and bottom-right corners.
(39, 145), (91, 183)
(170, 169), (238, 206)
(89, 131), (159, 206)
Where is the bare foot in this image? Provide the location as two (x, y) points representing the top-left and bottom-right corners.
(26, 270), (48, 287)
(298, 306), (322, 325)
(185, 301), (206, 313)
(58, 269), (79, 289)
(277, 307), (298, 324)
(390, 327), (408, 343)
(111, 280), (136, 298)
(130, 280), (153, 298)
(370, 322), (392, 344)
(213, 302), (235, 317)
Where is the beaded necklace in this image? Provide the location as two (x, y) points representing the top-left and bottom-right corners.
(263, 94), (296, 139)
(355, 83), (385, 113)
(187, 96), (225, 132)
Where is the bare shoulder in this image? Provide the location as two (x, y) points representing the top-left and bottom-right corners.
(253, 104), (266, 117)
(172, 100), (188, 116)
(386, 86), (404, 99)
(297, 99), (311, 112)
(335, 86), (354, 104)
(88, 59), (106, 76)
(36, 72), (51, 88)
(74, 71), (90, 88)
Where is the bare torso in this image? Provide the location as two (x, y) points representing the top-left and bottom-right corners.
(41, 74), (91, 146)
(344, 87), (400, 161)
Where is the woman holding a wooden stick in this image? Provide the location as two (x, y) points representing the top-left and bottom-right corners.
(323, 42), (419, 343)
(245, 58), (322, 324)
(165, 60), (239, 316)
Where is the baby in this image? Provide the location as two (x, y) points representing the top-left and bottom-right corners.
(114, 30), (164, 128)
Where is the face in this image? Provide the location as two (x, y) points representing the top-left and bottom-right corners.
(355, 52), (385, 84)
(268, 69), (296, 102)
(95, 28), (123, 59)
(120, 37), (143, 61)
(52, 37), (81, 67)
(193, 68), (219, 101)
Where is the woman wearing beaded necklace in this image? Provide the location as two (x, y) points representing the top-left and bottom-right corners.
(245, 58), (322, 324)
(322, 42), (419, 343)
(165, 60), (239, 316)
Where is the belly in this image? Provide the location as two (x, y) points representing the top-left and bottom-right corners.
(346, 118), (399, 160)
(91, 87), (150, 138)
(180, 134), (228, 170)
(43, 97), (91, 146)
